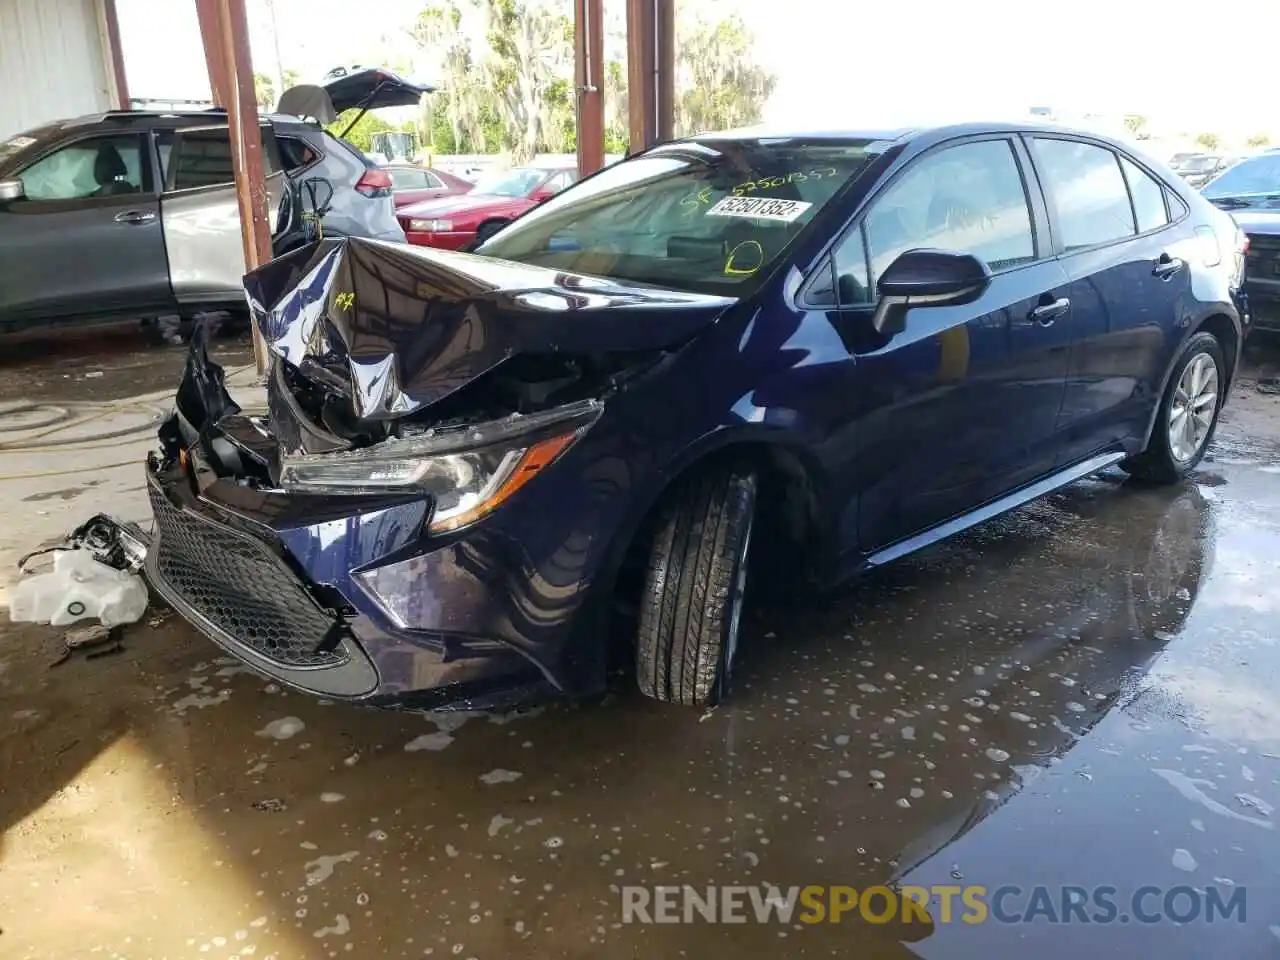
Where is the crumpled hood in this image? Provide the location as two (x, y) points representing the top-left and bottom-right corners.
(242, 237), (736, 421)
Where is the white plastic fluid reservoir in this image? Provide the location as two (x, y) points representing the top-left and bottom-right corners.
(9, 549), (149, 627)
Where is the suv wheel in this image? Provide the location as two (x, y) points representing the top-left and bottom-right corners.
(637, 463), (757, 706)
(1122, 332), (1225, 483)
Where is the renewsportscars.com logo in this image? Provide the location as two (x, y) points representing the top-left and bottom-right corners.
(620, 884), (1247, 926)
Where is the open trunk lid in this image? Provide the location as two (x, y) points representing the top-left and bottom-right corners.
(278, 69), (435, 124)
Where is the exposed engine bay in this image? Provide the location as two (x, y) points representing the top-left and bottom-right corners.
(155, 237), (736, 496)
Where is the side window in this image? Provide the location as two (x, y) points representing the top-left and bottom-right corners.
(1032, 138), (1136, 250)
(831, 224), (873, 306)
(19, 135), (147, 200)
(423, 170), (444, 189)
(165, 127), (278, 191)
(390, 169), (429, 189)
(859, 138), (1036, 295)
(1120, 157), (1170, 233)
(277, 136), (320, 173)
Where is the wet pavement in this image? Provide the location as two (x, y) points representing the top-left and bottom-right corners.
(1, 332), (1280, 959)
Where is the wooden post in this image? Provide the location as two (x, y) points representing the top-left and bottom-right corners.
(101, 0), (131, 109)
(574, 0), (604, 176)
(194, 0), (229, 108)
(625, 0), (674, 154)
(214, 0), (272, 373)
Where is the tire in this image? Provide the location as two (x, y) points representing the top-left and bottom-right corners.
(637, 463), (757, 706)
(474, 220), (509, 245)
(1122, 332), (1226, 484)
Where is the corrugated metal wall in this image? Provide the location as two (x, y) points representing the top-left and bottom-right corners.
(0, 0), (112, 139)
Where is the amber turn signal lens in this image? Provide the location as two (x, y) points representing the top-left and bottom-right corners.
(427, 431), (576, 534)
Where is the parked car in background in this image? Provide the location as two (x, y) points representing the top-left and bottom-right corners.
(1203, 151), (1280, 332)
(148, 121), (1245, 711)
(1172, 153), (1227, 187)
(382, 163), (472, 208)
(0, 69), (419, 333)
(397, 165), (578, 248)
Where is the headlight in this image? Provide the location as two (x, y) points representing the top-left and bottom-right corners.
(278, 399), (602, 533)
(408, 218), (453, 232)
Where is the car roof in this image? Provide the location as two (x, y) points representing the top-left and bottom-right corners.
(18, 108), (315, 139)
(675, 119), (1145, 150)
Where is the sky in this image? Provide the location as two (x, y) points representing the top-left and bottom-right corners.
(115, 0), (1280, 140)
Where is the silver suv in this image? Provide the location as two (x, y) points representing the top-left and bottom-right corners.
(0, 70), (426, 333)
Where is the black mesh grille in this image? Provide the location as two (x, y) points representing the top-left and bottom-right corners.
(148, 484), (346, 667)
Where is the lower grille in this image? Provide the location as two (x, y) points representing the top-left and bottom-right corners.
(148, 483), (346, 668)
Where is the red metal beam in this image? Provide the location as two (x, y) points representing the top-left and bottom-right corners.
(574, 0), (604, 176)
(625, 0), (674, 153)
(101, 0), (130, 108)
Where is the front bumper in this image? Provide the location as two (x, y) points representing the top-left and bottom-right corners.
(144, 460), (558, 708)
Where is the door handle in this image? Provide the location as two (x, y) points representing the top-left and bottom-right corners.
(1029, 296), (1070, 326)
(1153, 254), (1184, 279)
(114, 210), (156, 225)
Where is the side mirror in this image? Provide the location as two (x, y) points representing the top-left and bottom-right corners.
(0, 178), (25, 201)
(872, 248), (991, 335)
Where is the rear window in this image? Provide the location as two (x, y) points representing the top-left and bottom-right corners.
(477, 139), (882, 294)
(278, 136), (320, 172)
(1031, 138), (1136, 250)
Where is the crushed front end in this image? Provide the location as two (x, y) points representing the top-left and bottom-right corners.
(144, 238), (734, 708)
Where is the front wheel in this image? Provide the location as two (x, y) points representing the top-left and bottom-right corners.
(1122, 332), (1225, 483)
(636, 464), (757, 707)
(473, 220), (509, 246)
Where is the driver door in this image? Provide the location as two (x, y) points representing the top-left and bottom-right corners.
(811, 136), (1074, 558)
(0, 132), (170, 325)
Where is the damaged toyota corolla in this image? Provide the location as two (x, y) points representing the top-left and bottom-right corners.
(145, 123), (1244, 709)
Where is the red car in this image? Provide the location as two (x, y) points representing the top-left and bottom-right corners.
(382, 164), (474, 208)
(397, 166), (578, 249)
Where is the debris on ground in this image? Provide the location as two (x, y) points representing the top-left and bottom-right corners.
(10, 550), (148, 627)
(50, 623), (125, 667)
(9, 514), (151, 628)
(252, 798), (288, 813)
(1258, 376), (1280, 395)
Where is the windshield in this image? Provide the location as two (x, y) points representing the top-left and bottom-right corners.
(476, 139), (881, 294)
(1202, 154), (1280, 199)
(470, 168), (545, 198)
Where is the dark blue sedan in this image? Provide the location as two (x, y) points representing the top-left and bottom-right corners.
(146, 121), (1247, 710)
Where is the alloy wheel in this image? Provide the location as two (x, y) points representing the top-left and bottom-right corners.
(1168, 352), (1219, 463)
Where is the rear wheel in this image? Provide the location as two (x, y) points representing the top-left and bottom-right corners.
(637, 463), (757, 707)
(1122, 332), (1225, 483)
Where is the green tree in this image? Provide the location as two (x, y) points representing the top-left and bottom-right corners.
(327, 109), (393, 154)
(253, 72), (275, 109)
(675, 15), (776, 138)
(1123, 114), (1148, 139)
(603, 58), (628, 154)
(1195, 132), (1221, 151)
(1247, 132), (1272, 148)
(412, 1), (499, 154)
(481, 0), (575, 162)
